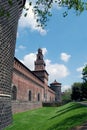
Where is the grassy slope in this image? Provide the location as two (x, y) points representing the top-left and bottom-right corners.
(5, 102), (87, 130)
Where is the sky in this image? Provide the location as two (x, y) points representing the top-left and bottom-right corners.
(15, 1), (87, 91)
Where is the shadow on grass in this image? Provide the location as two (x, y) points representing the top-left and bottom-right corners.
(47, 113), (87, 130)
(49, 103), (86, 120)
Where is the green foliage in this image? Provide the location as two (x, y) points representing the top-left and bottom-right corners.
(0, 7), (5, 16)
(71, 82), (82, 101)
(0, 0), (87, 28)
(0, 0), (13, 17)
(82, 64), (87, 82)
(25, 0), (87, 28)
(5, 102), (87, 130)
(62, 0), (86, 16)
(62, 89), (72, 104)
(8, 0), (13, 6)
(71, 82), (87, 101)
(81, 82), (87, 99)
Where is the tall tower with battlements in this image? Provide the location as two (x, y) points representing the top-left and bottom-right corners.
(0, 0), (26, 129)
(35, 48), (46, 71)
(33, 48), (49, 85)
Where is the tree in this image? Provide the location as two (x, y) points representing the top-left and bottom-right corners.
(25, 0), (87, 28)
(81, 83), (87, 99)
(71, 82), (82, 101)
(82, 64), (87, 83)
(81, 65), (87, 99)
(62, 88), (72, 104)
(1, 0), (87, 28)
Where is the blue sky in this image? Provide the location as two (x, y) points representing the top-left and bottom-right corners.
(15, 1), (87, 91)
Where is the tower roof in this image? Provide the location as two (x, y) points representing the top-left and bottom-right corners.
(38, 48), (42, 53)
(50, 80), (61, 86)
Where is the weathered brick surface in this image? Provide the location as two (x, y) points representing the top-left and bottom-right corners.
(12, 58), (55, 113)
(12, 72), (44, 102)
(0, 96), (12, 130)
(12, 101), (42, 114)
(13, 58), (55, 102)
(0, 1), (25, 129)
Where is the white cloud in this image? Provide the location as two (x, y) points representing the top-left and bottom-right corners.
(62, 85), (71, 92)
(76, 66), (83, 73)
(20, 52), (36, 70)
(19, 45), (26, 50)
(15, 45), (26, 53)
(42, 48), (47, 55)
(76, 66), (84, 78)
(45, 59), (69, 83)
(15, 49), (18, 53)
(19, 1), (47, 35)
(60, 52), (71, 62)
(17, 32), (19, 38)
(20, 48), (70, 82)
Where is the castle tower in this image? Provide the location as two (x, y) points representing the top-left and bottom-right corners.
(33, 48), (49, 85)
(50, 80), (62, 102)
(35, 48), (46, 71)
(0, 1), (26, 129)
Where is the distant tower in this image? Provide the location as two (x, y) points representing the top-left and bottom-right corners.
(50, 80), (62, 102)
(35, 48), (46, 71)
(33, 48), (49, 85)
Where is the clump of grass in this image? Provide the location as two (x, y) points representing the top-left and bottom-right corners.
(5, 102), (87, 130)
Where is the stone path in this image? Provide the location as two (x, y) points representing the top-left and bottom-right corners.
(72, 123), (87, 130)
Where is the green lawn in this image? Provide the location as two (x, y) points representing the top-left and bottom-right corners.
(5, 102), (87, 130)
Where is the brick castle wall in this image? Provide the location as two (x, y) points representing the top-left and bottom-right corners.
(0, 96), (12, 130)
(12, 101), (42, 114)
(13, 58), (45, 102)
(11, 58), (55, 113)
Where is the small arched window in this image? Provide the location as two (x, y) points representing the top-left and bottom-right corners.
(12, 86), (17, 100)
(29, 90), (32, 101)
(37, 93), (40, 101)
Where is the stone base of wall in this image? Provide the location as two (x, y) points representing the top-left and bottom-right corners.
(12, 101), (42, 114)
(42, 101), (62, 107)
(0, 96), (12, 130)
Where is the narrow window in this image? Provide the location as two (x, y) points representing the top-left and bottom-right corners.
(29, 90), (32, 101)
(37, 93), (40, 101)
(12, 86), (17, 100)
(50, 97), (51, 102)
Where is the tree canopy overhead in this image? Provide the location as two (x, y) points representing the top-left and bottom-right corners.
(24, 0), (87, 28)
(0, 0), (87, 28)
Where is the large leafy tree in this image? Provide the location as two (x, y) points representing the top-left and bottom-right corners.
(1, 0), (87, 28)
(71, 81), (87, 101)
(71, 82), (82, 101)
